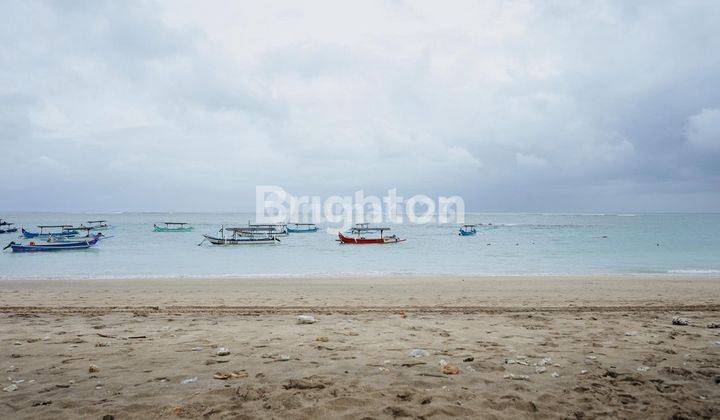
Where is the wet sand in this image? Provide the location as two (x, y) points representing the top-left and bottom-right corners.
(1, 276), (719, 419)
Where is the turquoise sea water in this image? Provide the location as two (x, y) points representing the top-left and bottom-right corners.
(0, 212), (719, 279)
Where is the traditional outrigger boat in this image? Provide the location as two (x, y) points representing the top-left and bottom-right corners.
(84, 220), (110, 231)
(337, 225), (406, 244)
(4, 233), (103, 253)
(459, 224), (477, 236)
(199, 226), (280, 246)
(22, 225), (78, 239)
(153, 222), (193, 232)
(46, 227), (96, 242)
(287, 223), (319, 233)
(0, 219), (17, 234)
(248, 223), (288, 236)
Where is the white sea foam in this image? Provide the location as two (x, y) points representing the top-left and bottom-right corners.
(667, 269), (720, 274)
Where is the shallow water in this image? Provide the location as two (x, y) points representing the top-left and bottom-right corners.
(0, 212), (718, 279)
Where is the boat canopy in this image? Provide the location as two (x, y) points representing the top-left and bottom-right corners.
(351, 226), (391, 232)
(87, 220), (107, 224)
(289, 223), (316, 226)
(462, 224), (477, 227)
(38, 225), (74, 229)
(162, 222), (189, 225)
(226, 227), (278, 233)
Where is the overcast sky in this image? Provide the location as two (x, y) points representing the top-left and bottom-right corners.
(1, 0), (719, 212)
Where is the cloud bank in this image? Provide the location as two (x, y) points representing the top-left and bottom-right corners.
(1, 0), (719, 212)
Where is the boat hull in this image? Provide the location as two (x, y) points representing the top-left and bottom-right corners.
(154, 226), (193, 232)
(459, 229), (477, 236)
(337, 232), (406, 244)
(6, 234), (102, 253)
(287, 227), (319, 233)
(203, 235), (278, 245)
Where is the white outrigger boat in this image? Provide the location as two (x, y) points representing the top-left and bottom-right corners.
(85, 220), (110, 231)
(248, 222), (288, 236)
(200, 226), (280, 246)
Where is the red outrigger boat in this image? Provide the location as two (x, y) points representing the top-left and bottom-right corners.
(337, 225), (406, 244)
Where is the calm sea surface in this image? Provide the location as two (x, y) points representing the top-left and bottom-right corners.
(0, 212), (718, 279)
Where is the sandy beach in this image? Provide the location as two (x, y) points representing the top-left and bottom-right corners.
(1, 275), (719, 419)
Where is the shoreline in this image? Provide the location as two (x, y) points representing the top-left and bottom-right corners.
(1, 275), (719, 312)
(1, 271), (719, 281)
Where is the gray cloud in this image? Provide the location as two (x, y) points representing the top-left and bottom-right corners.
(1, 0), (719, 212)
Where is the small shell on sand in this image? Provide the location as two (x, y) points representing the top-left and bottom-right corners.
(297, 315), (317, 324)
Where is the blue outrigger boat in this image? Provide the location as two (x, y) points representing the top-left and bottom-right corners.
(22, 225), (78, 239)
(459, 224), (477, 236)
(4, 233), (103, 253)
(287, 223), (319, 233)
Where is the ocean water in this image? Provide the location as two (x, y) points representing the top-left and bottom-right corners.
(0, 212), (719, 279)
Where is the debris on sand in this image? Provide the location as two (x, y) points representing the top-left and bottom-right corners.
(216, 347), (230, 356)
(296, 315), (317, 324)
(672, 316), (690, 326)
(441, 364), (460, 375)
(535, 366), (547, 374)
(283, 378), (325, 390)
(315, 336), (329, 342)
(88, 364), (99, 373)
(213, 371), (248, 380)
(409, 349), (430, 358)
(180, 377), (198, 384)
(505, 358), (529, 366)
(551, 372), (560, 378)
(463, 356), (474, 362)
(504, 374), (529, 381)
(535, 357), (552, 367)
(3, 384), (17, 392)
(707, 323), (720, 329)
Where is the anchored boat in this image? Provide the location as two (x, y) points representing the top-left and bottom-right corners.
(85, 220), (110, 231)
(287, 223), (319, 233)
(200, 226), (280, 245)
(248, 223), (288, 236)
(459, 224), (477, 236)
(153, 222), (193, 232)
(46, 227), (98, 242)
(4, 233), (103, 253)
(22, 225), (78, 239)
(0, 219), (17, 234)
(337, 225), (405, 244)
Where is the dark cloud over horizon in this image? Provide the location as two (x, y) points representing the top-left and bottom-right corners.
(1, 0), (719, 213)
